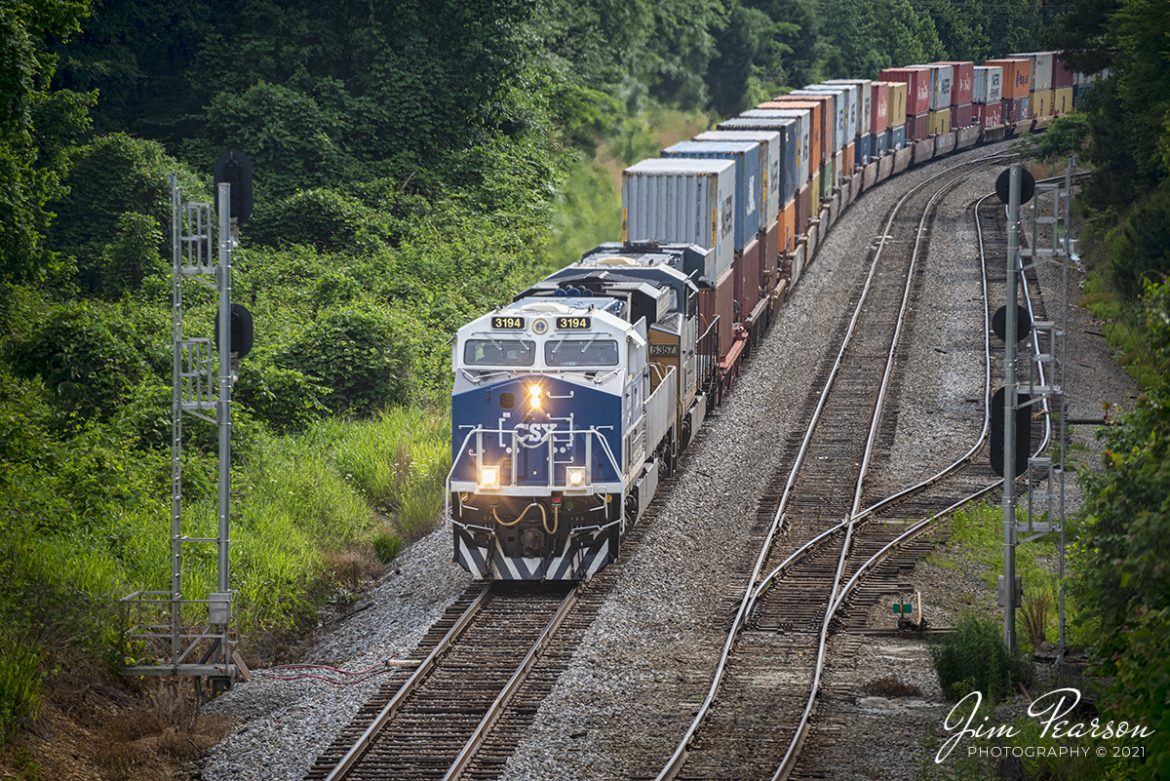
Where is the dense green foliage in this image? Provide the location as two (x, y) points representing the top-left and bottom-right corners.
(1051, 1), (1170, 777)
(0, 0), (1059, 753)
(930, 614), (1033, 703)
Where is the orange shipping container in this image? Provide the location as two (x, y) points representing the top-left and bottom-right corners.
(984, 58), (1031, 100)
(759, 99), (823, 173)
(782, 198), (797, 254)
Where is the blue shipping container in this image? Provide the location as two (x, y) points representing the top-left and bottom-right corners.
(728, 113), (800, 205)
(858, 134), (873, 165)
(892, 125), (907, 150)
(875, 130), (889, 157)
(663, 140), (762, 250)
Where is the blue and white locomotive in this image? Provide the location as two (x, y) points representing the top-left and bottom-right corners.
(449, 243), (718, 580)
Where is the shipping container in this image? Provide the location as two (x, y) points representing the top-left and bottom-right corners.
(928, 107), (951, 136)
(753, 101), (820, 177)
(1053, 54), (1075, 88)
(1010, 51), (1055, 91)
(759, 98), (827, 172)
(725, 112), (804, 202)
(787, 90), (841, 152)
(695, 131), (781, 228)
(827, 79), (872, 140)
(622, 158), (735, 280)
(973, 100), (1003, 127)
(986, 58), (1032, 99)
(886, 82), (907, 127)
(794, 184), (809, 241)
(951, 103), (973, 128)
(973, 66), (1003, 104)
(1053, 87), (1074, 115)
(663, 141), (761, 252)
(870, 81), (890, 135)
(891, 124), (906, 151)
(813, 82), (859, 142)
(698, 265), (737, 360)
(782, 199), (797, 254)
(874, 129), (889, 157)
(858, 134), (873, 165)
(1001, 97), (1030, 123)
(909, 63), (953, 110)
(1030, 90), (1055, 118)
(938, 61), (974, 105)
(880, 67), (931, 116)
(908, 113), (930, 141)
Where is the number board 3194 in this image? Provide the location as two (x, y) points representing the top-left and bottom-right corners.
(491, 315), (525, 330)
(556, 316), (592, 330)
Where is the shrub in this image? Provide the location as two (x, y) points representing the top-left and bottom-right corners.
(372, 528), (404, 563)
(280, 305), (408, 416)
(8, 300), (152, 417)
(930, 614), (1033, 703)
(247, 188), (387, 252)
(232, 362), (330, 433)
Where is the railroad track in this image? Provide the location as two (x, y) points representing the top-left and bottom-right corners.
(653, 153), (1025, 781)
(306, 424), (710, 781)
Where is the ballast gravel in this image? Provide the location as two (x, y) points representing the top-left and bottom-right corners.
(198, 142), (1026, 781)
(199, 520), (471, 781)
(499, 143), (1019, 781)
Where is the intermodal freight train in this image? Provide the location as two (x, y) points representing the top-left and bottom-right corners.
(448, 52), (1095, 581)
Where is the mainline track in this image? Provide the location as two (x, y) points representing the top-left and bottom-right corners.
(654, 154), (1024, 781)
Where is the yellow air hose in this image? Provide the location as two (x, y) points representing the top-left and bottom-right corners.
(490, 501), (559, 535)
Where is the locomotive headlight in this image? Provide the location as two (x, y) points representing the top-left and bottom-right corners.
(478, 464), (500, 491)
(527, 383), (543, 410)
(565, 466), (588, 489)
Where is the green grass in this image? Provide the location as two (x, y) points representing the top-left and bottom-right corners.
(943, 502), (1080, 652)
(0, 640), (42, 747)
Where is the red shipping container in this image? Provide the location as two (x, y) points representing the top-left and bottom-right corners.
(870, 81), (890, 135)
(1052, 53), (1075, 88)
(951, 103), (973, 128)
(973, 101), (1002, 126)
(699, 265), (738, 361)
(908, 113), (930, 141)
(735, 238), (762, 320)
(880, 67), (931, 116)
(940, 61), (975, 105)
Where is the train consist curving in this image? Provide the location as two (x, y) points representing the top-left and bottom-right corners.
(447, 52), (1089, 581)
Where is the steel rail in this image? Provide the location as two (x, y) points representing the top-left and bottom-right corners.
(772, 186), (1061, 780)
(442, 588), (580, 781)
(655, 150), (1014, 781)
(322, 585), (493, 781)
(770, 163), (989, 780)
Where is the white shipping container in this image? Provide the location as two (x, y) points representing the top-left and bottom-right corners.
(1010, 51), (1055, 92)
(729, 111), (810, 196)
(910, 64), (953, 111)
(695, 130), (782, 227)
(826, 79), (871, 138)
(974, 66), (1003, 104)
(622, 158), (736, 281)
(803, 85), (855, 148)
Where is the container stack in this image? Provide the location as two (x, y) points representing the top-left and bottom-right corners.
(913, 63), (953, 136)
(939, 61), (974, 127)
(662, 141), (763, 325)
(886, 81), (907, 150)
(985, 58), (1031, 122)
(1010, 51), (1054, 118)
(870, 81), (890, 157)
(714, 115), (801, 259)
(761, 96), (828, 205)
(973, 65), (1004, 126)
(1052, 53), (1075, 114)
(789, 90), (842, 193)
(880, 67), (931, 141)
(827, 79), (872, 166)
(622, 158), (737, 354)
(689, 131), (784, 307)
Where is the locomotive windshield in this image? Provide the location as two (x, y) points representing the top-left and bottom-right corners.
(463, 338), (536, 367)
(544, 338), (619, 367)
